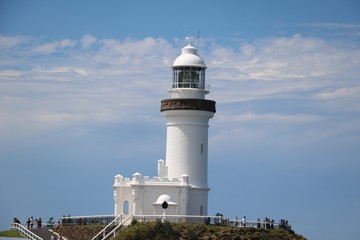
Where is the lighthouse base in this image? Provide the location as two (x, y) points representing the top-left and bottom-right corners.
(113, 160), (209, 221)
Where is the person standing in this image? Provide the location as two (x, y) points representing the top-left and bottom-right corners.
(30, 216), (34, 230)
(26, 218), (31, 230)
(234, 216), (239, 227)
(241, 216), (246, 227)
(37, 218), (42, 228)
(257, 218), (261, 228)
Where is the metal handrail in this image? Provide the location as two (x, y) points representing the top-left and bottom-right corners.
(170, 83), (211, 92)
(132, 215), (289, 229)
(102, 214), (133, 240)
(99, 214), (133, 240)
(11, 223), (43, 240)
(63, 214), (289, 229)
(91, 214), (123, 240)
(133, 214), (212, 223)
(49, 228), (68, 240)
(61, 214), (115, 226)
(60, 213), (291, 240)
(62, 214), (116, 219)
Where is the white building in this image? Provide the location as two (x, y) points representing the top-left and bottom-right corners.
(113, 41), (216, 220)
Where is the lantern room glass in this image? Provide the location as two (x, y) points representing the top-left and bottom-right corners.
(172, 66), (205, 89)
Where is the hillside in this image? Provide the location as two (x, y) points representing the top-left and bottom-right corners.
(56, 220), (306, 240)
(0, 229), (24, 238)
(115, 220), (307, 240)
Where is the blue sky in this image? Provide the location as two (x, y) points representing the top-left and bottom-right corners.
(0, 0), (359, 239)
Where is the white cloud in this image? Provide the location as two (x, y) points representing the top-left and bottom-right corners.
(32, 66), (90, 77)
(300, 22), (360, 30)
(95, 37), (175, 66)
(0, 35), (30, 48)
(0, 34), (359, 147)
(81, 34), (97, 48)
(31, 112), (84, 124)
(314, 86), (360, 100)
(210, 111), (323, 143)
(0, 69), (25, 78)
(222, 112), (322, 123)
(31, 39), (76, 54)
(208, 34), (360, 82)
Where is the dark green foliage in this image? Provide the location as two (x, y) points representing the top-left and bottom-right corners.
(130, 219), (138, 226)
(115, 222), (307, 240)
(116, 220), (181, 240)
(154, 220), (181, 239)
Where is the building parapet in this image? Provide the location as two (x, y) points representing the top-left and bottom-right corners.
(114, 172), (190, 187)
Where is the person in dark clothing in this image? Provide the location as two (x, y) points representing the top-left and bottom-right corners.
(26, 218), (31, 229)
(37, 218), (42, 228)
(257, 218), (261, 228)
(13, 217), (21, 224)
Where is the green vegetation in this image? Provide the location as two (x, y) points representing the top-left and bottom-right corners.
(115, 220), (307, 240)
(116, 220), (180, 240)
(0, 229), (24, 238)
(56, 225), (105, 240)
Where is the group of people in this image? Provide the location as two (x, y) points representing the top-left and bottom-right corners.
(257, 217), (275, 229)
(233, 216), (248, 227)
(25, 216), (43, 229)
(233, 216), (291, 230)
(279, 219), (291, 230)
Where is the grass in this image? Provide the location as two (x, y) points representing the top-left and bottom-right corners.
(0, 229), (24, 238)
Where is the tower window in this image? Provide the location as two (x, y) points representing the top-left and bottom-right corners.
(201, 144), (203, 154)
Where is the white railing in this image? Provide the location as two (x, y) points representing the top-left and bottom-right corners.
(132, 215), (289, 230)
(49, 228), (68, 240)
(133, 214), (212, 224)
(63, 214), (288, 229)
(230, 220), (279, 228)
(61, 214), (291, 240)
(93, 214), (133, 240)
(11, 223), (43, 240)
(91, 214), (123, 240)
(61, 214), (116, 226)
(170, 83), (211, 91)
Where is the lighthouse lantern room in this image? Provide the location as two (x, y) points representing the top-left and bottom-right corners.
(171, 40), (208, 99)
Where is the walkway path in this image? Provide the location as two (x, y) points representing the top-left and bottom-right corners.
(31, 228), (54, 240)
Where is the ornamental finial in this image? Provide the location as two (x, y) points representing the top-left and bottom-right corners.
(186, 36), (196, 46)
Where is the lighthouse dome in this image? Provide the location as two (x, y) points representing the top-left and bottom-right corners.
(154, 194), (177, 205)
(173, 45), (206, 68)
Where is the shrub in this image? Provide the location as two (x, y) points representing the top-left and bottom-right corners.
(115, 222), (307, 240)
(116, 220), (180, 240)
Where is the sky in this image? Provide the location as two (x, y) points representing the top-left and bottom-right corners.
(0, 0), (359, 239)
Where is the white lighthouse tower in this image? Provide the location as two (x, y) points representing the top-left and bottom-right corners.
(113, 39), (216, 220)
(161, 39), (216, 214)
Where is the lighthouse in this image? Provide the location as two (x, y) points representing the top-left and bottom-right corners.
(113, 39), (216, 220)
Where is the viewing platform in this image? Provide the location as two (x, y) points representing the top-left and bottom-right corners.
(60, 213), (291, 229)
